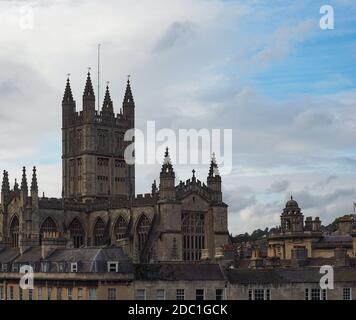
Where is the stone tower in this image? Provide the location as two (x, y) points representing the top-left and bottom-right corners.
(281, 196), (304, 232)
(62, 73), (135, 200)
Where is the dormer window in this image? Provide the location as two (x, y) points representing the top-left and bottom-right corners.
(58, 263), (64, 272)
(107, 261), (119, 273)
(41, 262), (49, 273)
(70, 262), (78, 273)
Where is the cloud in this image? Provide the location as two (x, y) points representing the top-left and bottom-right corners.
(154, 21), (197, 52)
(267, 180), (290, 193)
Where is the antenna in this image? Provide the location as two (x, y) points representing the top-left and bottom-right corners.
(97, 43), (101, 112)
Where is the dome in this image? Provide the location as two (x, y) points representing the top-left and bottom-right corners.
(286, 196), (298, 208)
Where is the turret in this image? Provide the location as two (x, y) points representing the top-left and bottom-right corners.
(82, 71), (95, 119)
(62, 76), (76, 128)
(122, 77), (135, 128)
(20, 167), (28, 204)
(31, 166), (39, 209)
(207, 153), (222, 202)
(13, 179), (19, 194)
(102, 83), (114, 117)
(151, 180), (158, 197)
(280, 196), (304, 232)
(159, 147), (176, 201)
(1, 170), (10, 208)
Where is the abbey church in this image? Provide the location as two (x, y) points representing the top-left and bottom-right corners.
(0, 72), (229, 264)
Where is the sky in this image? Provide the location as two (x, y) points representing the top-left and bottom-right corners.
(0, 0), (356, 235)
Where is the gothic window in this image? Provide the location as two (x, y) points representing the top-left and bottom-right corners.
(69, 130), (75, 154)
(77, 158), (83, 195)
(182, 211), (205, 261)
(69, 218), (85, 248)
(9, 216), (19, 247)
(97, 158), (109, 194)
(136, 215), (150, 252)
(93, 218), (105, 246)
(40, 217), (58, 241)
(114, 159), (126, 193)
(69, 159), (75, 195)
(114, 216), (127, 240)
(97, 129), (109, 152)
(76, 129), (83, 151)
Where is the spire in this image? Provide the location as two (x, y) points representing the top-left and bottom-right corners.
(159, 147), (176, 201)
(1, 170), (10, 193)
(151, 179), (157, 195)
(31, 166), (38, 192)
(208, 153), (220, 177)
(123, 76), (134, 104)
(14, 179), (19, 192)
(62, 76), (74, 103)
(102, 82), (113, 112)
(192, 169), (196, 182)
(83, 70), (95, 97)
(161, 147), (174, 175)
(21, 167), (28, 191)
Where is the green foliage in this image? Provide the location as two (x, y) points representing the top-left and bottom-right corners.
(232, 228), (269, 243)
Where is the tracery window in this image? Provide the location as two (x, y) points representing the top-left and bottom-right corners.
(40, 217), (58, 241)
(69, 218), (85, 248)
(136, 215), (150, 252)
(93, 218), (105, 246)
(114, 216), (127, 240)
(182, 211), (205, 261)
(10, 216), (19, 247)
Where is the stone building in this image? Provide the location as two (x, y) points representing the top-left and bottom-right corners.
(267, 197), (356, 262)
(0, 71), (230, 265)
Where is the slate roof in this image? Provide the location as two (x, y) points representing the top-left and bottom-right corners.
(225, 267), (356, 284)
(312, 235), (352, 249)
(0, 247), (20, 263)
(48, 246), (133, 273)
(14, 247), (42, 263)
(0, 246), (133, 274)
(135, 263), (225, 281)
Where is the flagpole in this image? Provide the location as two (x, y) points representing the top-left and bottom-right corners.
(97, 43), (101, 112)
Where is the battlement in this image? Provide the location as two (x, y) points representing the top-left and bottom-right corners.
(133, 193), (156, 206)
(176, 178), (211, 200)
(39, 196), (133, 212)
(65, 109), (130, 129)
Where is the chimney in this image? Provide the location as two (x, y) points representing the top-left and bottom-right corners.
(41, 232), (66, 259)
(337, 216), (352, 235)
(334, 247), (348, 267)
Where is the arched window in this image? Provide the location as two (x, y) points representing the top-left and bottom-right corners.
(114, 216), (127, 240)
(182, 211), (205, 261)
(93, 218), (105, 246)
(40, 217), (58, 241)
(10, 216), (19, 247)
(69, 218), (85, 248)
(136, 215), (150, 252)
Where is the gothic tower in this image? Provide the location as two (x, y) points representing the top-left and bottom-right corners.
(62, 73), (135, 200)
